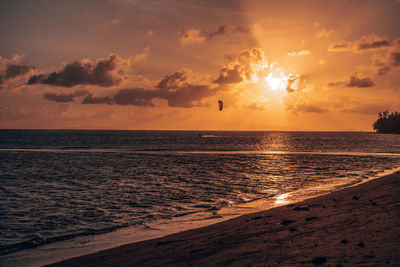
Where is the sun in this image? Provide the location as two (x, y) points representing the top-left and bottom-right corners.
(265, 70), (288, 92)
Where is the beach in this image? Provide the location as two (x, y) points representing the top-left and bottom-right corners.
(48, 172), (400, 266)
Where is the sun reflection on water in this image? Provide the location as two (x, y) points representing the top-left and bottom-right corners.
(275, 193), (291, 205)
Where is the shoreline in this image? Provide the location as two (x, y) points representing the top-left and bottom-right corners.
(48, 171), (400, 266)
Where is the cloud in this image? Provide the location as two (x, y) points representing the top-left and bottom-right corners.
(215, 47), (264, 85)
(372, 57), (391, 75)
(81, 93), (113, 104)
(353, 34), (391, 51)
(179, 28), (206, 46)
(329, 35), (392, 52)
(328, 40), (352, 52)
(78, 68), (216, 108)
(28, 54), (130, 87)
(392, 50), (400, 66)
(369, 39), (400, 75)
(37, 47), (293, 109)
(285, 74), (300, 93)
(146, 29), (154, 37)
(288, 50), (311, 56)
(109, 19), (122, 25)
(179, 25), (250, 46)
(214, 65), (243, 84)
(155, 69), (215, 107)
(328, 72), (375, 88)
(134, 46), (151, 62)
(0, 55), (33, 87)
(113, 88), (156, 106)
(391, 40), (400, 66)
(347, 73), (375, 87)
(208, 25), (226, 39)
(43, 90), (87, 103)
(315, 28), (334, 38)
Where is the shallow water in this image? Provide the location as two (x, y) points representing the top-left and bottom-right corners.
(1, 130), (400, 264)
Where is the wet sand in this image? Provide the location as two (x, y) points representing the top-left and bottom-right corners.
(49, 172), (400, 266)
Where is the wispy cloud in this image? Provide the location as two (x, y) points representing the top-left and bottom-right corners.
(288, 50), (311, 56)
(179, 25), (250, 46)
(329, 34), (392, 52)
(328, 72), (375, 88)
(134, 47), (151, 62)
(315, 28), (334, 38)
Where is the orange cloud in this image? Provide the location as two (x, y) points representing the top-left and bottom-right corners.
(328, 40), (352, 52)
(288, 50), (311, 56)
(179, 28), (206, 46)
(134, 47), (151, 62)
(315, 28), (334, 38)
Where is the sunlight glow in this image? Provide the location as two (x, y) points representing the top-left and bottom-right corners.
(265, 72), (287, 91)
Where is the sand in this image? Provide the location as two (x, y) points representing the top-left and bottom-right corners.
(48, 172), (400, 266)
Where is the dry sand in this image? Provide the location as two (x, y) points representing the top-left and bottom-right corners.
(49, 172), (400, 266)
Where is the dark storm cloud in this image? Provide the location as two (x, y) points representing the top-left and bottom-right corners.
(28, 54), (127, 87)
(43, 90), (87, 103)
(328, 73), (375, 88)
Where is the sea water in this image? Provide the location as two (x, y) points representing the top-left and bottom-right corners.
(1, 130), (400, 266)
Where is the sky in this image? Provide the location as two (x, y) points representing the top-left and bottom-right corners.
(1, 0), (400, 131)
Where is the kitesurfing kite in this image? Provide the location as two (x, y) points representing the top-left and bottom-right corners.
(218, 100), (223, 111)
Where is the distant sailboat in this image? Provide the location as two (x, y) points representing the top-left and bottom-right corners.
(218, 100), (223, 111)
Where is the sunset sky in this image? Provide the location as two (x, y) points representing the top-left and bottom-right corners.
(1, 0), (400, 131)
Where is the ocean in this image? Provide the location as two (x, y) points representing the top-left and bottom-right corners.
(1, 130), (400, 266)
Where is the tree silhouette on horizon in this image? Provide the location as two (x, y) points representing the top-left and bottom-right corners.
(373, 110), (400, 134)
